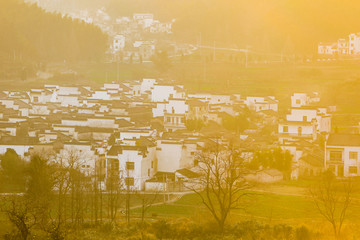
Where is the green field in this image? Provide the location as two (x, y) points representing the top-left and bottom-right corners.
(131, 180), (360, 226)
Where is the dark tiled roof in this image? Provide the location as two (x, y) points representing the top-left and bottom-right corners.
(327, 134), (360, 147)
(176, 168), (200, 179)
(107, 145), (147, 156)
(146, 172), (175, 182)
(0, 136), (39, 145)
(116, 119), (133, 127)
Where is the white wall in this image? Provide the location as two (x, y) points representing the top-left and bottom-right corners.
(0, 145), (32, 158)
(151, 85), (176, 102)
(156, 141), (182, 172)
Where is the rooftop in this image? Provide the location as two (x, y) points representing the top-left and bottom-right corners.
(327, 134), (360, 147)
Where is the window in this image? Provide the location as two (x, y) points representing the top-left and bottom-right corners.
(298, 127), (302, 136)
(330, 151), (342, 162)
(350, 152), (358, 160)
(283, 126), (288, 133)
(111, 159), (119, 171)
(338, 166), (344, 177)
(296, 99), (300, 105)
(328, 165), (336, 173)
(126, 162), (134, 170)
(125, 177), (134, 186)
(349, 166), (358, 174)
(151, 161), (154, 168)
(303, 116), (307, 122)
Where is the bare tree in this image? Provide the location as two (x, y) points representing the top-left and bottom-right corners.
(0, 196), (37, 240)
(106, 158), (125, 222)
(46, 158), (71, 240)
(135, 191), (160, 224)
(189, 140), (251, 232)
(310, 171), (353, 239)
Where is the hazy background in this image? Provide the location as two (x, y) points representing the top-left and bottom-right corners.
(27, 0), (360, 53)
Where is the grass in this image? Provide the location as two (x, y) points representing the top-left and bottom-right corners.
(135, 181), (360, 226)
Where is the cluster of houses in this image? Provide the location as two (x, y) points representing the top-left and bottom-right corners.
(1, 78), (359, 192)
(67, 9), (178, 63)
(0, 78), (281, 191)
(318, 32), (360, 56)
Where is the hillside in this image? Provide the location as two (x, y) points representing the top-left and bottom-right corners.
(0, 0), (108, 63)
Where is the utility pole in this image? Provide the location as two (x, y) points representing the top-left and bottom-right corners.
(245, 45), (251, 68)
(126, 167), (130, 225)
(213, 41), (216, 63)
(203, 58), (207, 83)
(117, 55), (120, 82)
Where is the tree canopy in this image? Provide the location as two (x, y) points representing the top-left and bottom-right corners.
(0, 0), (108, 62)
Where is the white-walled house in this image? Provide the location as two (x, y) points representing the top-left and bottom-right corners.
(186, 99), (209, 122)
(279, 99), (332, 143)
(318, 33), (360, 55)
(291, 93), (320, 108)
(278, 119), (317, 142)
(245, 96), (278, 112)
(140, 78), (157, 94)
(187, 93), (232, 105)
(151, 85), (185, 102)
(112, 35), (125, 53)
(152, 98), (188, 118)
(106, 144), (156, 191)
(318, 42), (338, 55)
(349, 33), (360, 54)
(57, 142), (98, 175)
(325, 134), (360, 177)
(28, 89), (53, 104)
(156, 139), (199, 173)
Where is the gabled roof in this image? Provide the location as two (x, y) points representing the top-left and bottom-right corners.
(176, 168), (200, 179)
(146, 171), (175, 182)
(116, 119), (134, 128)
(107, 145), (147, 156)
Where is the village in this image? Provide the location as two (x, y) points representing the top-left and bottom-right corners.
(0, 77), (355, 193)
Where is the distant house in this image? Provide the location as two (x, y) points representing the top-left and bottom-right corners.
(299, 149), (324, 177)
(57, 142), (99, 175)
(318, 42), (338, 55)
(291, 93), (320, 108)
(112, 35), (125, 53)
(175, 168), (201, 190)
(186, 99), (209, 123)
(245, 169), (283, 183)
(325, 134), (360, 177)
(318, 32), (360, 55)
(145, 172), (175, 192)
(187, 93), (232, 105)
(245, 96), (278, 112)
(278, 105), (331, 143)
